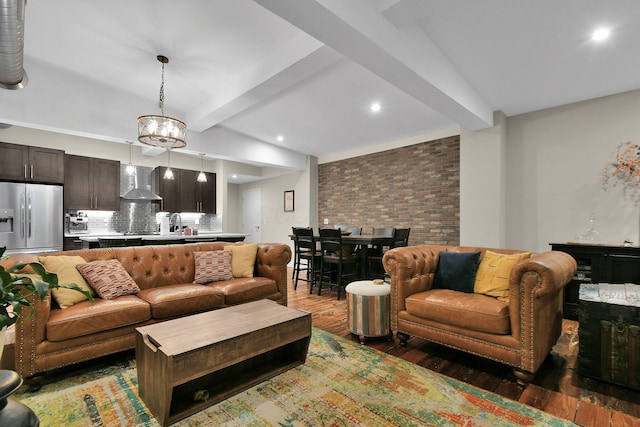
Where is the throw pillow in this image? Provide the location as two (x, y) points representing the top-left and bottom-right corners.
(433, 251), (481, 293)
(76, 259), (140, 299)
(474, 250), (532, 302)
(193, 250), (233, 284)
(39, 255), (95, 308)
(224, 243), (259, 278)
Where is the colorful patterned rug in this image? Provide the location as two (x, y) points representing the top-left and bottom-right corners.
(15, 328), (576, 426)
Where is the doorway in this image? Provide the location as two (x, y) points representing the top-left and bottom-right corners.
(242, 189), (261, 243)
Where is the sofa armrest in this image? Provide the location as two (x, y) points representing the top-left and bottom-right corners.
(510, 251), (577, 299)
(0, 253), (51, 376)
(13, 290), (52, 377)
(508, 250), (576, 371)
(255, 243), (292, 305)
(383, 245), (445, 330)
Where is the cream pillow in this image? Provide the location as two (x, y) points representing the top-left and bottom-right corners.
(474, 251), (531, 302)
(39, 255), (95, 308)
(224, 243), (259, 278)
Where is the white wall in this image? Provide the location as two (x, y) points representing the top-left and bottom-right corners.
(504, 89), (640, 253)
(233, 156), (316, 260)
(460, 111), (507, 248)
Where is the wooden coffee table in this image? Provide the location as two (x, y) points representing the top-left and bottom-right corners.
(135, 300), (311, 426)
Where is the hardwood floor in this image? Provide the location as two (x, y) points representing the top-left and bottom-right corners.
(287, 270), (640, 427)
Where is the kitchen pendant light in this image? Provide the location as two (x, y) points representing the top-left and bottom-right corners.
(137, 55), (186, 149)
(197, 153), (207, 183)
(163, 148), (174, 180)
(125, 141), (136, 176)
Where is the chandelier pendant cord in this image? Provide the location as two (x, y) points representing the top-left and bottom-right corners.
(159, 62), (165, 115)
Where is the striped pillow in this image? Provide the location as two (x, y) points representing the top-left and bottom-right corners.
(194, 250), (233, 284)
(76, 259), (140, 299)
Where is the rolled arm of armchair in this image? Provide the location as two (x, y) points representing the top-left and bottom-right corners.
(509, 250), (576, 371)
(383, 245), (444, 314)
(255, 243), (292, 304)
(510, 251), (577, 299)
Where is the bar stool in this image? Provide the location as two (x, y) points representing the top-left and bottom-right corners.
(292, 227), (321, 291)
(345, 280), (391, 344)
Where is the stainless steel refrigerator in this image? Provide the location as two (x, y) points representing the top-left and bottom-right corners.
(0, 182), (63, 255)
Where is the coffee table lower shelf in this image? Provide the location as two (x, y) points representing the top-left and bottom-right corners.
(135, 300), (311, 426)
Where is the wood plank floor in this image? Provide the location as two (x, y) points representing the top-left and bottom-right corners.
(287, 270), (640, 427)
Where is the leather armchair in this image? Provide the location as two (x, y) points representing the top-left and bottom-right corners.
(383, 245), (576, 383)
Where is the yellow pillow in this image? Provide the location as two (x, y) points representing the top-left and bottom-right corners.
(39, 255), (95, 308)
(474, 251), (531, 302)
(224, 243), (259, 278)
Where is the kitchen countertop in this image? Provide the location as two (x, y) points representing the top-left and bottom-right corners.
(65, 232), (247, 242)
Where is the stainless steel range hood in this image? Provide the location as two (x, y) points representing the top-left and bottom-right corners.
(120, 165), (162, 201)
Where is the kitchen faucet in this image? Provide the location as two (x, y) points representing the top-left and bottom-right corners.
(169, 213), (182, 235)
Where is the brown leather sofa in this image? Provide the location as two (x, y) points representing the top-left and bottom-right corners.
(382, 245), (576, 383)
(1, 242), (291, 380)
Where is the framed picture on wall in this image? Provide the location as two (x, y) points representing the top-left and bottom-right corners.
(284, 190), (294, 212)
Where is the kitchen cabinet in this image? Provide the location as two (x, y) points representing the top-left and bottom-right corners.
(550, 243), (640, 319)
(155, 167), (180, 213)
(63, 236), (84, 251)
(64, 155), (120, 211)
(155, 167), (216, 213)
(179, 170), (216, 213)
(0, 142), (65, 184)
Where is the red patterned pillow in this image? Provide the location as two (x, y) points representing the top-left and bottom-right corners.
(76, 259), (140, 299)
(194, 250), (233, 284)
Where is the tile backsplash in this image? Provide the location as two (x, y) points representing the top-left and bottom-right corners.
(67, 204), (222, 235)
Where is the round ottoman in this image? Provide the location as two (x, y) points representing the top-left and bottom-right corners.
(345, 280), (391, 344)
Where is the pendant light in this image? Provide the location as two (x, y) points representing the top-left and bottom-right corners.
(125, 141), (136, 176)
(163, 148), (174, 180)
(197, 153), (207, 183)
(137, 55), (187, 149)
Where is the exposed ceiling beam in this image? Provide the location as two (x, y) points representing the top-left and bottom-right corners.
(188, 39), (343, 132)
(255, 0), (493, 130)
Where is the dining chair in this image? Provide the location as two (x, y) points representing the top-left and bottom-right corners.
(292, 227), (321, 291)
(318, 228), (359, 299)
(291, 226), (302, 281)
(366, 227), (411, 279)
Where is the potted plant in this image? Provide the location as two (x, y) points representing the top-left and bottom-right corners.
(0, 246), (92, 361)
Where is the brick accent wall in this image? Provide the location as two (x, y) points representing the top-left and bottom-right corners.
(318, 135), (460, 246)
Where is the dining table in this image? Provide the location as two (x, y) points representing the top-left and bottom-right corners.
(290, 233), (394, 279)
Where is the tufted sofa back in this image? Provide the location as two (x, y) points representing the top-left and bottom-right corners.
(55, 242), (232, 290)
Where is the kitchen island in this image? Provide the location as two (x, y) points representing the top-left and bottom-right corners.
(64, 233), (246, 250)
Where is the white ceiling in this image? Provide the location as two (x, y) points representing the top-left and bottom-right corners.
(2, 0), (640, 179)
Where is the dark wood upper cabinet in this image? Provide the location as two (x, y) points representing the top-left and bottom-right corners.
(155, 167), (180, 213)
(0, 142), (64, 184)
(64, 154), (120, 211)
(179, 170), (216, 214)
(156, 168), (216, 214)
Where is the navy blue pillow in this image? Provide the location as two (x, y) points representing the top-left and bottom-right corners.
(433, 251), (481, 293)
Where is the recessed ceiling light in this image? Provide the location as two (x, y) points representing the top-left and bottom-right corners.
(592, 28), (610, 41)
(276, 135), (284, 142)
(232, 174), (238, 179)
(370, 102), (381, 112)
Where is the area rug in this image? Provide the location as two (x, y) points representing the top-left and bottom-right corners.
(14, 328), (576, 426)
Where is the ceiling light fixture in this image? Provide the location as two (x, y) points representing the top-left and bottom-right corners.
(137, 55), (187, 149)
(125, 141), (136, 176)
(370, 102), (381, 112)
(163, 148), (174, 180)
(592, 28), (610, 41)
(197, 153), (207, 183)
(276, 135), (284, 142)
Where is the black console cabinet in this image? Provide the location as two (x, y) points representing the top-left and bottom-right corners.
(550, 243), (640, 319)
